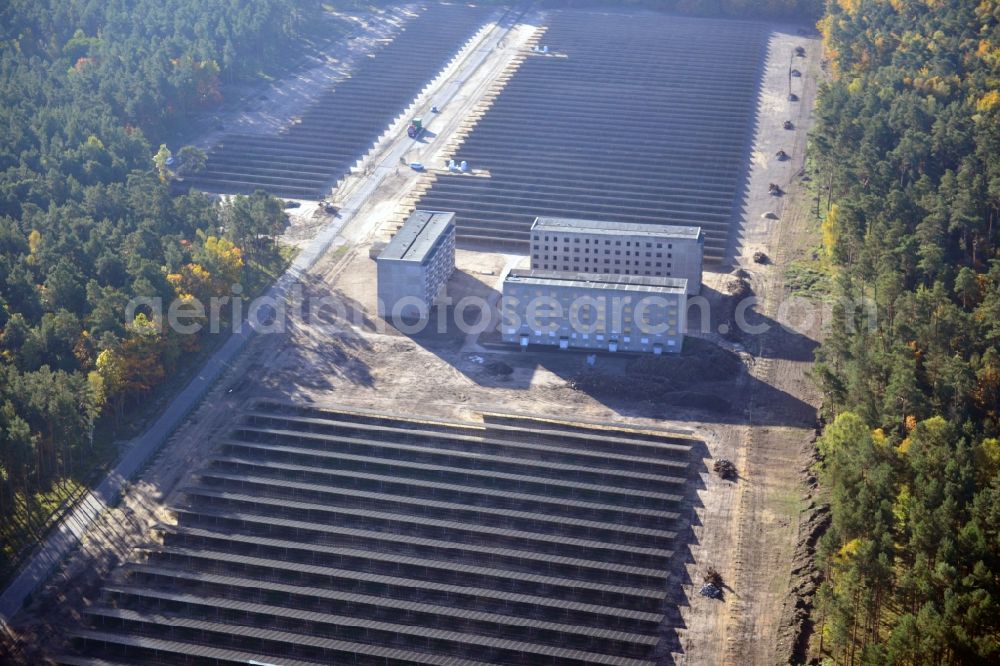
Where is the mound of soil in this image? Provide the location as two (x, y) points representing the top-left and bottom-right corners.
(569, 371), (676, 399)
(483, 360), (513, 377)
(568, 374), (732, 414)
(626, 339), (743, 384)
(659, 391), (732, 413)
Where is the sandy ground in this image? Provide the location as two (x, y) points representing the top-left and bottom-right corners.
(9, 14), (825, 666)
(711, 27), (825, 666)
(181, 4), (420, 250)
(189, 5), (416, 148)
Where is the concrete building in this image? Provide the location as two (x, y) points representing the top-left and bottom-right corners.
(529, 217), (704, 295)
(376, 210), (456, 319)
(501, 269), (687, 354)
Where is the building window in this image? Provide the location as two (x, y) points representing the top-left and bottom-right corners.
(656, 243), (662, 249)
(668, 244), (673, 249)
(668, 253), (672, 259)
(655, 262), (662, 267)
(574, 238), (580, 243)
(615, 241), (621, 246)
(646, 242), (652, 248)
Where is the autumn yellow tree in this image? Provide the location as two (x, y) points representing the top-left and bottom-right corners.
(821, 203), (839, 258)
(121, 313), (165, 402)
(95, 347), (126, 423)
(198, 235), (244, 289)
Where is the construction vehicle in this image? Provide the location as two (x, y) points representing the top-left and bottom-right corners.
(406, 117), (424, 139)
(783, 120), (794, 130)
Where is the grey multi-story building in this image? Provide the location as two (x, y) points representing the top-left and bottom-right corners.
(529, 217), (704, 295)
(501, 269), (687, 354)
(376, 210), (456, 319)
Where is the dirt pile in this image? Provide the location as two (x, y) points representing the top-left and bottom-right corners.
(483, 360), (513, 377)
(778, 436), (831, 665)
(568, 374), (733, 414)
(700, 565), (726, 600)
(566, 340), (742, 413)
(627, 339), (744, 383)
(713, 458), (737, 479)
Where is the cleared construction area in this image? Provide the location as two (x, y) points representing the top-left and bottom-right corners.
(186, 3), (494, 198)
(414, 11), (768, 262)
(57, 401), (697, 665)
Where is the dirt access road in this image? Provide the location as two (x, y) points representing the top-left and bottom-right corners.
(708, 27), (825, 666)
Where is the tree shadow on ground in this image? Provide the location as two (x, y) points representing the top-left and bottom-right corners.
(255, 274), (377, 393)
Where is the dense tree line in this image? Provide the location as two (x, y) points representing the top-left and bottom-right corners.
(811, 0), (1000, 662)
(0, 1), (325, 580)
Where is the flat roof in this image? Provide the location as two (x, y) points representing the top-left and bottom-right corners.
(378, 210), (455, 262)
(531, 216), (702, 241)
(505, 269), (688, 295)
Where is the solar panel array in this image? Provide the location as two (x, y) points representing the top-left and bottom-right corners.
(185, 4), (493, 199)
(414, 11), (769, 262)
(59, 402), (695, 665)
